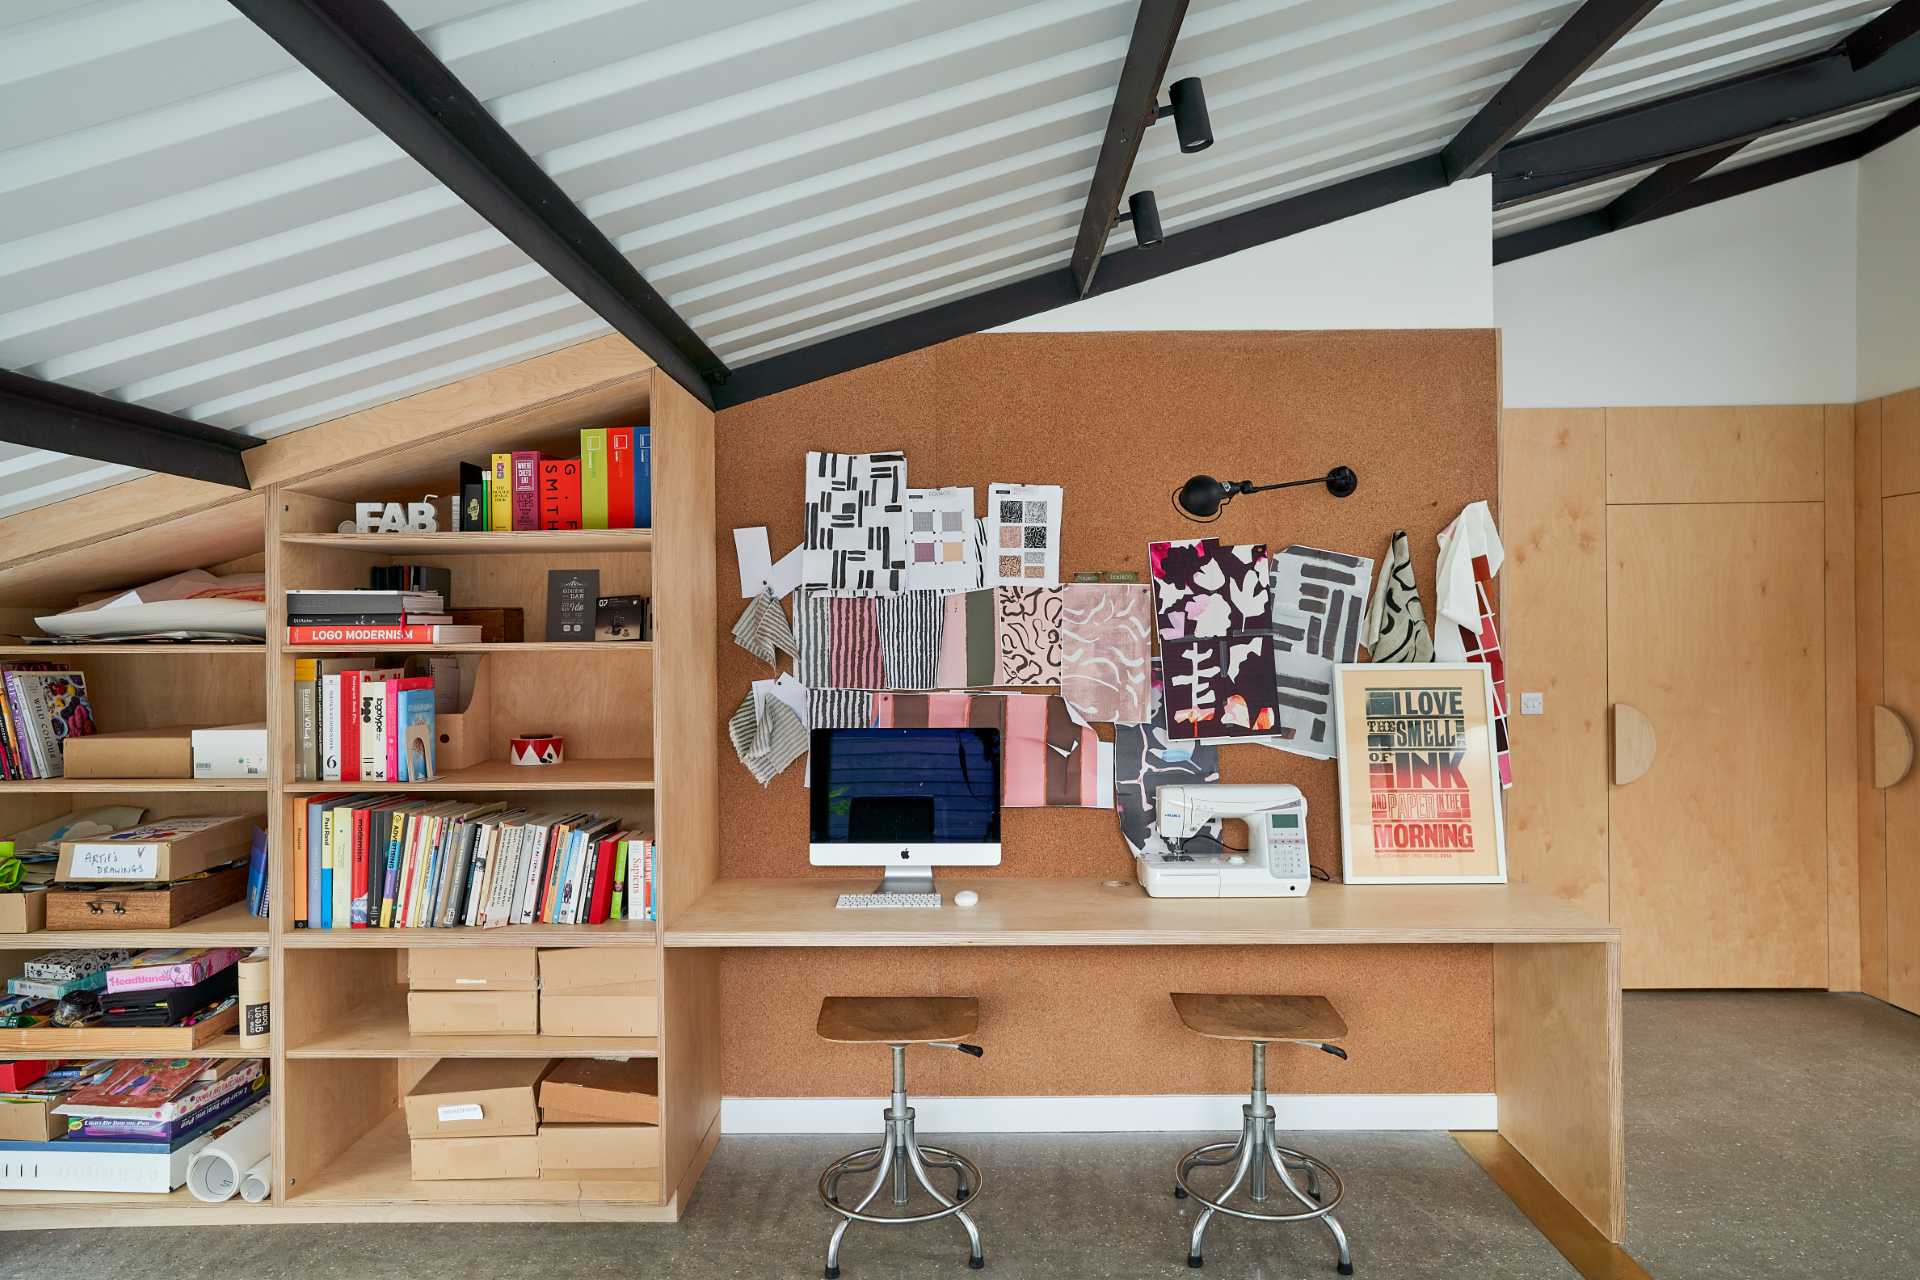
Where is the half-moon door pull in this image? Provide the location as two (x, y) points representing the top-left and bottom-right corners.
(1612, 704), (1655, 787)
(1874, 705), (1914, 790)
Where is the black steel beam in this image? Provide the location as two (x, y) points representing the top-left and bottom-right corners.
(1847, 0), (1920, 71)
(1071, 0), (1191, 297)
(1441, 0), (1661, 182)
(1494, 96), (1920, 264)
(1493, 37), (1920, 206)
(1609, 141), (1747, 227)
(0, 371), (258, 488)
(230, 0), (720, 408)
(716, 155), (1447, 408)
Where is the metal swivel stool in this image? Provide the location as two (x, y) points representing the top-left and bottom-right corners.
(1170, 993), (1355, 1275)
(816, 996), (986, 1278)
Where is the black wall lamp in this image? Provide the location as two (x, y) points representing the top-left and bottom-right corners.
(1152, 77), (1213, 152)
(1174, 467), (1359, 521)
(1116, 190), (1163, 247)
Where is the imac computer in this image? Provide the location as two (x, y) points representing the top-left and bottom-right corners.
(809, 727), (1001, 908)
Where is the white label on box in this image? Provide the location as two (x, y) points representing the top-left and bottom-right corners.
(454, 977), (486, 985)
(436, 1103), (485, 1122)
(65, 842), (160, 880)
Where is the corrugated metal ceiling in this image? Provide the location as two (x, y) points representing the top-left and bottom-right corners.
(0, 0), (1904, 519)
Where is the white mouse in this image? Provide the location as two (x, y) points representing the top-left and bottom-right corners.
(953, 889), (980, 907)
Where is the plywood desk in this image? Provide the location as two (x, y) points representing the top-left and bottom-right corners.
(668, 878), (1625, 1240)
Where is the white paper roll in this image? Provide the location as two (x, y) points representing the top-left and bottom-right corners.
(239, 1156), (272, 1203)
(186, 1103), (271, 1203)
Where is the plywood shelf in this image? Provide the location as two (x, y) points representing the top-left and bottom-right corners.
(281, 530), (652, 555)
(0, 644), (266, 656)
(0, 777), (269, 793)
(282, 919), (656, 948)
(287, 1004), (657, 1059)
(287, 1114), (664, 1208)
(9, 901), (267, 948)
(0, 1034), (259, 1061)
(282, 757), (654, 793)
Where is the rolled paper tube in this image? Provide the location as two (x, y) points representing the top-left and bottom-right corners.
(240, 1156), (272, 1203)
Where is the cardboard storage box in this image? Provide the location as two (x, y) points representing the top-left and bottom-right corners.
(191, 723), (268, 780)
(43, 863), (246, 931)
(55, 814), (254, 883)
(411, 1134), (539, 1181)
(408, 948), (537, 992)
(0, 1096), (66, 1143)
(539, 1059), (659, 1125)
(0, 890), (47, 935)
(540, 992), (658, 1037)
(404, 1059), (551, 1139)
(407, 990), (538, 1036)
(537, 1123), (661, 1178)
(61, 727), (195, 780)
(536, 947), (651, 994)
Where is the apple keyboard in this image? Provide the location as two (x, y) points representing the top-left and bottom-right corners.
(835, 892), (943, 910)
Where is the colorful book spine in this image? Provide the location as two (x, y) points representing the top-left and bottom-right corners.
(633, 426), (652, 528)
(510, 450), (543, 531)
(489, 453), (512, 531)
(537, 458), (583, 530)
(294, 659), (318, 782)
(580, 428), (609, 529)
(287, 625), (458, 645)
(607, 426), (634, 529)
(338, 670), (361, 783)
(104, 948), (244, 993)
(350, 806), (371, 928)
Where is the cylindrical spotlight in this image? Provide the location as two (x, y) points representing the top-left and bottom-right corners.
(1128, 190), (1163, 247)
(1168, 76), (1213, 152)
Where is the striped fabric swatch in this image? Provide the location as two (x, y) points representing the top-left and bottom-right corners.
(826, 595), (884, 689)
(732, 589), (798, 665)
(727, 688), (810, 786)
(792, 590), (832, 685)
(877, 589), (942, 689)
(874, 690), (1105, 808)
(808, 689), (875, 729)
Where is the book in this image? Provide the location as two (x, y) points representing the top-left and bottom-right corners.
(285, 590), (443, 616)
(23, 949), (131, 984)
(286, 613), (454, 627)
(538, 457), (584, 530)
(634, 425), (652, 528)
(246, 827), (269, 918)
(69, 1067), (265, 1140)
(359, 678), (389, 782)
(6, 970), (106, 1001)
(287, 624), (482, 646)
(2, 670), (95, 778)
(370, 564), (454, 600)
(546, 569), (599, 641)
(458, 461), (485, 532)
(396, 681), (437, 782)
(294, 658), (318, 782)
(580, 428), (609, 529)
(489, 453), (512, 531)
(511, 450), (544, 530)
(106, 948), (245, 994)
(607, 425), (635, 529)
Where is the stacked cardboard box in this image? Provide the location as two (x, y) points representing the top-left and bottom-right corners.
(537, 949), (657, 1037)
(406, 1059), (549, 1180)
(406, 949), (538, 1035)
(536, 1058), (660, 1178)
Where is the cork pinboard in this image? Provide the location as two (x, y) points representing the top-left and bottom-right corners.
(713, 330), (1501, 1096)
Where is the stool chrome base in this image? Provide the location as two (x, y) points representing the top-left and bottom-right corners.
(1174, 1044), (1353, 1274)
(819, 1046), (984, 1277)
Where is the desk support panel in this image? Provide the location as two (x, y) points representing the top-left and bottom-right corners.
(1491, 941), (1625, 1241)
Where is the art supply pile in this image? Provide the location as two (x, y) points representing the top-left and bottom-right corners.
(43, 815), (258, 935)
(291, 796), (655, 929)
(3, 947), (246, 1039)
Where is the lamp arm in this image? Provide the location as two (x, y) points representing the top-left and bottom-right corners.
(1238, 474), (1333, 495)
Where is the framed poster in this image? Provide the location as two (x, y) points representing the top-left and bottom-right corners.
(1333, 662), (1507, 884)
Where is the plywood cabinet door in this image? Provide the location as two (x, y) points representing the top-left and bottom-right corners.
(1879, 494), (1920, 1012)
(1608, 503), (1827, 988)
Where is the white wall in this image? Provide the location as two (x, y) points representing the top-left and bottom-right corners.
(998, 177), (1494, 332)
(1495, 165), (1860, 407)
(1858, 128), (1920, 400)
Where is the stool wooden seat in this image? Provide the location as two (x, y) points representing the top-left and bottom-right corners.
(818, 996), (980, 1045)
(1171, 993), (1347, 1044)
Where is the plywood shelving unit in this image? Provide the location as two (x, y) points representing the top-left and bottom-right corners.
(0, 362), (720, 1228)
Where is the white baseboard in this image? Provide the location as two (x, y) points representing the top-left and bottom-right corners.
(722, 1094), (1497, 1135)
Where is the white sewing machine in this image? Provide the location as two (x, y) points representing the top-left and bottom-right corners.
(1137, 783), (1313, 898)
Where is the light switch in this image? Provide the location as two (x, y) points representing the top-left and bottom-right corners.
(1519, 691), (1545, 716)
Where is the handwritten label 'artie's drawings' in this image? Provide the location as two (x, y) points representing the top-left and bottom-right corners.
(1364, 686), (1473, 856)
(64, 842), (161, 880)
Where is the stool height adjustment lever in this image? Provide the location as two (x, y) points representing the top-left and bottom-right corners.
(932, 1042), (985, 1057)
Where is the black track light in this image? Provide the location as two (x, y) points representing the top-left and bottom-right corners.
(1155, 76), (1213, 153)
(1174, 467), (1359, 521)
(1119, 190), (1163, 247)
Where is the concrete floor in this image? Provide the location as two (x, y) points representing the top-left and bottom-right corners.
(5, 992), (1917, 1280)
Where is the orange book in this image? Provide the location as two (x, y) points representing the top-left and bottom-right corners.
(292, 796), (310, 928)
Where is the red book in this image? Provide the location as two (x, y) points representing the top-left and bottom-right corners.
(339, 670), (361, 783)
(510, 451), (543, 531)
(0, 1061), (48, 1091)
(351, 806), (371, 929)
(537, 458), (583, 530)
(606, 427), (634, 529)
(290, 624), (442, 646)
(588, 834), (620, 924)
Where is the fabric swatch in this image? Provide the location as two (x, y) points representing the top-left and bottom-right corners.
(791, 590), (832, 686)
(873, 691), (1105, 808)
(934, 593), (970, 688)
(728, 688), (809, 786)
(731, 589), (798, 665)
(1058, 582), (1152, 724)
(803, 450), (910, 594)
(993, 585), (1063, 685)
(1434, 501), (1511, 788)
(904, 486), (983, 592)
(826, 595), (884, 689)
(1148, 538), (1271, 639)
(1263, 545), (1375, 759)
(986, 482), (1062, 585)
(877, 589), (943, 690)
(1161, 634), (1280, 740)
(964, 588), (998, 687)
(1365, 530), (1434, 663)
(808, 689), (874, 729)
(1116, 658), (1224, 858)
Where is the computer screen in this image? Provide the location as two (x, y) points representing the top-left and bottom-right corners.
(809, 727), (1002, 847)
